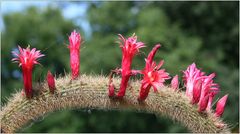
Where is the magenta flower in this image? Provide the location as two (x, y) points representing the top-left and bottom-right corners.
(215, 94), (228, 117)
(47, 71), (56, 94)
(192, 80), (202, 104)
(12, 46), (44, 98)
(183, 63), (204, 100)
(138, 44), (170, 101)
(171, 75), (179, 90)
(116, 34), (145, 98)
(68, 30), (81, 80)
(198, 73), (219, 111)
(183, 63), (221, 112)
(198, 94), (209, 112)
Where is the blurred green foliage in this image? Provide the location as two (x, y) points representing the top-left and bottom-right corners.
(1, 1), (239, 133)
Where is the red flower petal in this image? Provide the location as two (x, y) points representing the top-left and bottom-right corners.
(198, 95), (209, 112)
(215, 94), (228, 117)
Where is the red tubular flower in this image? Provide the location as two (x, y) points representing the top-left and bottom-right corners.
(192, 80), (202, 104)
(171, 75), (179, 90)
(12, 46), (44, 98)
(198, 73), (219, 111)
(47, 71), (56, 94)
(183, 64), (221, 111)
(198, 94), (209, 112)
(183, 63), (204, 100)
(215, 94), (228, 117)
(116, 34), (145, 98)
(138, 45), (170, 101)
(68, 30), (81, 80)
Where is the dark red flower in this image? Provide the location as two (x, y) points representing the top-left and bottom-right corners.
(47, 71), (56, 94)
(68, 30), (81, 80)
(12, 46), (44, 98)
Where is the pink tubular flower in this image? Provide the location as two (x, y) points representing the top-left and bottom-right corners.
(183, 63), (221, 112)
(68, 30), (81, 80)
(183, 63), (204, 100)
(116, 34), (145, 98)
(47, 71), (56, 94)
(138, 44), (170, 101)
(199, 73), (219, 111)
(192, 80), (202, 104)
(215, 94), (228, 117)
(198, 94), (209, 112)
(171, 75), (179, 90)
(12, 46), (44, 98)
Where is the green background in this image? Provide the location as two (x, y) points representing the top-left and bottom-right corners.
(1, 1), (239, 133)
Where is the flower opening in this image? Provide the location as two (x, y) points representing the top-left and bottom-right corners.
(12, 46), (44, 98)
(138, 44), (170, 101)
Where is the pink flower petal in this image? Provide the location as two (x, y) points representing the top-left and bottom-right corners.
(215, 94), (228, 117)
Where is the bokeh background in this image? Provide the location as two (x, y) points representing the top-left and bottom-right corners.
(1, 1), (239, 133)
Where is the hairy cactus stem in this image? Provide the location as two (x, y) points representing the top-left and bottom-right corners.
(1, 74), (229, 133)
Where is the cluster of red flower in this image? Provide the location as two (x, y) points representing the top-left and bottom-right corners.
(11, 31), (227, 118)
(108, 34), (228, 117)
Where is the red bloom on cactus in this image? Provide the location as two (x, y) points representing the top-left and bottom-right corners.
(183, 63), (204, 100)
(138, 45), (170, 101)
(183, 64), (220, 111)
(68, 30), (81, 80)
(116, 34), (145, 98)
(215, 94), (228, 117)
(171, 75), (179, 90)
(12, 46), (44, 98)
(47, 71), (56, 94)
(198, 94), (209, 112)
(192, 80), (202, 104)
(198, 73), (219, 111)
